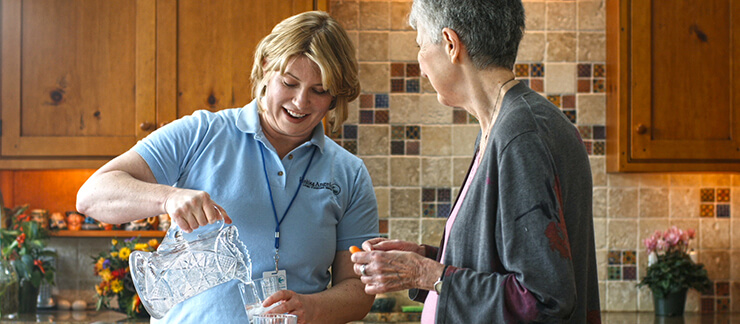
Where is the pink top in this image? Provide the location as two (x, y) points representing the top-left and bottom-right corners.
(421, 153), (481, 323)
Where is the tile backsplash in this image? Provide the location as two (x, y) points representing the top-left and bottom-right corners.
(15, 0), (737, 314)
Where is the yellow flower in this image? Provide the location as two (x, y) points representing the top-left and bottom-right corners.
(111, 239), (118, 246)
(95, 258), (105, 271)
(148, 239), (159, 249)
(100, 269), (113, 282)
(110, 279), (123, 294)
(110, 252), (119, 258)
(119, 247), (131, 261)
(134, 243), (148, 251)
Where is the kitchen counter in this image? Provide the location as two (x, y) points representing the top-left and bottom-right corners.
(0, 310), (148, 323)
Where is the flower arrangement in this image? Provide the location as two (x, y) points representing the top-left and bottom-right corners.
(92, 237), (159, 318)
(637, 226), (711, 298)
(0, 204), (56, 290)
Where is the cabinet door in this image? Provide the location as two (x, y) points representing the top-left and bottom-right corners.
(156, 0), (317, 125)
(606, 0), (740, 172)
(1, 0), (156, 159)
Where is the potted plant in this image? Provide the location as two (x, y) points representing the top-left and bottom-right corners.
(637, 226), (711, 316)
(0, 205), (56, 314)
(92, 237), (159, 318)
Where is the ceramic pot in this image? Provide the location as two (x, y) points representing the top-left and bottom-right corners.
(653, 288), (687, 317)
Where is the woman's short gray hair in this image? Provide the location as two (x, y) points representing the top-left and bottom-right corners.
(409, 0), (525, 70)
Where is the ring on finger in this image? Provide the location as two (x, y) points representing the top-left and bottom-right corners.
(360, 264), (368, 276)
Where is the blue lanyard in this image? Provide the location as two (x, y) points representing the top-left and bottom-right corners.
(260, 144), (317, 270)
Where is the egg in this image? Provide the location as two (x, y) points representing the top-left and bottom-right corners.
(57, 299), (71, 310)
(71, 300), (87, 311)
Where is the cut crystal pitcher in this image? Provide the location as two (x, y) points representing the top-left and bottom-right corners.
(129, 221), (251, 319)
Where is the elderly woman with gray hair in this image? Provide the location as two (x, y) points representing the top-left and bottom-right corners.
(350, 0), (601, 323)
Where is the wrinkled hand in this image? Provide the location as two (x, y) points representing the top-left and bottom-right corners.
(163, 188), (232, 233)
(351, 248), (435, 295)
(262, 290), (316, 324)
(361, 238), (426, 255)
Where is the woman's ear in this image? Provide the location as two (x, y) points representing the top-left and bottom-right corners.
(441, 28), (463, 64)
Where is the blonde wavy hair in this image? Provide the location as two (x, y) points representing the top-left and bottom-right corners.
(251, 11), (359, 133)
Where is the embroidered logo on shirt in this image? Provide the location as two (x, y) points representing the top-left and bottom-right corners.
(301, 179), (341, 195)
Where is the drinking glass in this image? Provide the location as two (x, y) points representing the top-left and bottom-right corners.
(252, 314), (298, 324)
(239, 277), (282, 321)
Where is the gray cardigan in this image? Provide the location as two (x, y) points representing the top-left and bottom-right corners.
(411, 83), (601, 323)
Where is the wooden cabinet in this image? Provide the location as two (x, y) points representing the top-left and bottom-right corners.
(0, 0), (321, 169)
(606, 0), (740, 172)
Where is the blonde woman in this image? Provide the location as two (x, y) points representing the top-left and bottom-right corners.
(77, 11), (377, 323)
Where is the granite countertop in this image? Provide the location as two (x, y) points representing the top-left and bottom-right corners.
(0, 310), (149, 323)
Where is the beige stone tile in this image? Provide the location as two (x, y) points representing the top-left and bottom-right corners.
(346, 95), (359, 124)
(523, 2), (545, 30)
(419, 94), (452, 124)
(421, 218), (445, 246)
(637, 286), (653, 312)
(640, 174), (671, 187)
(608, 173), (640, 187)
(669, 188), (699, 219)
(732, 282), (740, 312)
(389, 31), (418, 61)
(375, 187), (390, 218)
(358, 125), (390, 155)
(389, 219), (419, 242)
(598, 281), (606, 311)
(390, 157), (420, 187)
(453, 157), (473, 186)
(593, 187), (607, 218)
(331, 0), (359, 30)
(700, 219), (731, 249)
(362, 156), (389, 186)
(359, 63), (390, 93)
(732, 174), (740, 186)
(421, 125), (451, 156)
(390, 188), (420, 218)
(607, 188), (638, 218)
(637, 219), (670, 247)
(546, 2), (576, 30)
(731, 250), (740, 281)
(358, 31), (389, 61)
(702, 174), (732, 187)
(421, 77), (435, 93)
(595, 249), (607, 280)
(389, 94), (421, 124)
(577, 0), (606, 31)
(546, 32), (576, 62)
(639, 188), (669, 218)
(421, 157), (452, 187)
(544, 63), (576, 93)
(733, 219), (740, 250)
(517, 31), (546, 62)
(685, 289), (700, 312)
(360, 1), (390, 30)
(607, 219), (638, 250)
(577, 32), (606, 62)
(699, 250), (730, 280)
(593, 218), (606, 249)
(670, 174), (702, 186)
(390, 1), (413, 31)
(733, 191), (740, 222)
(576, 93), (605, 125)
(606, 281), (638, 311)
(590, 156), (606, 186)
(637, 250), (648, 279)
(451, 125), (480, 156)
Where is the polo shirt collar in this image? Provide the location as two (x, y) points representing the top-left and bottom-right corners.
(235, 100), (326, 153)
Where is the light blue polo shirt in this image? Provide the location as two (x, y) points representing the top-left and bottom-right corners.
(134, 100), (378, 323)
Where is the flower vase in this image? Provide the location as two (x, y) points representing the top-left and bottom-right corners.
(0, 258), (19, 316)
(17, 279), (39, 314)
(653, 289), (687, 317)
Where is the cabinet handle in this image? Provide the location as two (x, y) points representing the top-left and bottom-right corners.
(140, 122), (154, 131)
(159, 121), (171, 128)
(635, 124), (647, 134)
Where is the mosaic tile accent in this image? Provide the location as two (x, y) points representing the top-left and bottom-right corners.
(622, 251), (636, 265)
(592, 126), (606, 140)
(608, 250), (622, 265)
(422, 188), (436, 202)
(717, 298), (730, 312)
(531, 63), (544, 77)
(391, 125), (405, 140)
(583, 141), (593, 155)
(577, 79), (591, 93)
(593, 141), (605, 155)
(716, 282), (730, 296)
(406, 141), (420, 155)
(437, 188), (451, 202)
(547, 95), (562, 107)
(406, 64), (420, 77)
(406, 79), (420, 93)
(375, 110), (389, 124)
(391, 79), (405, 93)
(360, 94), (374, 108)
(343, 140), (357, 154)
(700, 204), (715, 217)
(622, 266), (636, 280)
(423, 203), (436, 217)
(701, 297), (715, 313)
(343, 125), (357, 139)
(530, 79), (544, 92)
(578, 126), (593, 139)
(717, 204), (730, 218)
(701, 188), (716, 202)
(577, 63), (591, 77)
(375, 94), (389, 108)
(563, 110), (576, 123)
(406, 126), (420, 140)
(453, 110), (468, 124)
(360, 110), (374, 124)
(592, 79), (605, 93)
(717, 188), (730, 202)
(593, 64), (605, 77)
(562, 95), (575, 109)
(437, 204), (451, 218)
(391, 141), (404, 155)
(391, 63), (405, 77)
(607, 266), (621, 280)
(515, 63), (529, 77)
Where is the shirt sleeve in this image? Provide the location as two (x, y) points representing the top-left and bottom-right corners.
(335, 162), (379, 251)
(437, 132), (577, 323)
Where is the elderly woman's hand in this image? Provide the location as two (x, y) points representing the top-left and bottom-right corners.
(351, 242), (444, 295)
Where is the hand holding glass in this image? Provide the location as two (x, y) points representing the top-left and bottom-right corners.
(252, 314), (298, 324)
(239, 277), (282, 321)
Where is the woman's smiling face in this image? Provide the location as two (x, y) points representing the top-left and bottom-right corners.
(260, 55), (334, 144)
